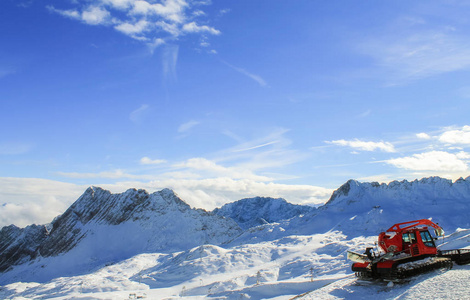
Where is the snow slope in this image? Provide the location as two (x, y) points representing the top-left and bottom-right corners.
(2, 229), (469, 299)
(1, 176), (470, 299)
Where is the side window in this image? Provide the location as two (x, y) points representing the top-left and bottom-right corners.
(402, 233), (416, 244)
(402, 233), (410, 243)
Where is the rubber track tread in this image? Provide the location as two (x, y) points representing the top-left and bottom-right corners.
(395, 257), (453, 279)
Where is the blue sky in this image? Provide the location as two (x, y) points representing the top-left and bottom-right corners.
(2, 0), (470, 226)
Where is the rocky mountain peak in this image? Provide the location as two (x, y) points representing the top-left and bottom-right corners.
(0, 187), (241, 281)
(213, 196), (314, 230)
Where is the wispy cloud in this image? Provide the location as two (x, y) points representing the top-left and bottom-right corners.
(178, 120), (200, 133)
(356, 109), (371, 119)
(129, 104), (150, 123)
(356, 6), (470, 84)
(232, 141), (279, 153)
(57, 169), (152, 179)
(0, 142), (33, 155)
(0, 68), (16, 79)
(219, 128), (302, 169)
(162, 44), (179, 82)
(174, 157), (272, 182)
(222, 61), (268, 87)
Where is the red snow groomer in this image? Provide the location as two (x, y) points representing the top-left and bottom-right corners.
(347, 219), (470, 280)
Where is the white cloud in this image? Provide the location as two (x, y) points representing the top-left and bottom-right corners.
(182, 22), (220, 35)
(131, 0), (188, 23)
(327, 139), (396, 153)
(82, 6), (111, 25)
(439, 125), (470, 145)
(0, 178), (86, 228)
(115, 19), (149, 35)
(386, 150), (469, 172)
(192, 10), (205, 17)
(143, 178), (333, 209)
(102, 0), (135, 10)
(48, 5), (111, 25)
(140, 157), (167, 165)
(47, 6), (81, 20)
(155, 20), (181, 36)
(47, 0), (220, 47)
(416, 132), (432, 140)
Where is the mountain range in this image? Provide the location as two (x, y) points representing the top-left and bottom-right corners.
(2, 176), (470, 299)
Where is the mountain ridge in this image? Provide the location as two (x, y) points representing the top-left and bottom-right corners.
(212, 196), (314, 230)
(0, 187), (242, 282)
(3, 176), (470, 286)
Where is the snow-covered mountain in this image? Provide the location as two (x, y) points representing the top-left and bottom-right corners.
(318, 177), (470, 234)
(2, 176), (470, 299)
(222, 177), (470, 247)
(212, 196), (314, 230)
(0, 187), (242, 284)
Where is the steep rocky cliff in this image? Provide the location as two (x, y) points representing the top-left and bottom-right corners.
(0, 187), (241, 277)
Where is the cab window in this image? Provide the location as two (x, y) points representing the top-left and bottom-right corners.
(420, 231), (435, 247)
(402, 233), (410, 243)
(402, 232), (416, 244)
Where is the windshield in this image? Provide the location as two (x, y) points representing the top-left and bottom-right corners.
(420, 231), (435, 247)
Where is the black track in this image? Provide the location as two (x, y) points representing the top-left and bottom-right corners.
(355, 257), (453, 281)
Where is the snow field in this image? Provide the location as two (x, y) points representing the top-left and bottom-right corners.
(0, 231), (376, 299)
(2, 229), (470, 299)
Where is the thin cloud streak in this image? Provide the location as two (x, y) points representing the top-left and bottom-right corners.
(221, 60), (268, 87)
(232, 141), (279, 153)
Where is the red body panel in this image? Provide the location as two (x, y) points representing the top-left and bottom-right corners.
(377, 219), (441, 257)
(350, 219), (447, 278)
